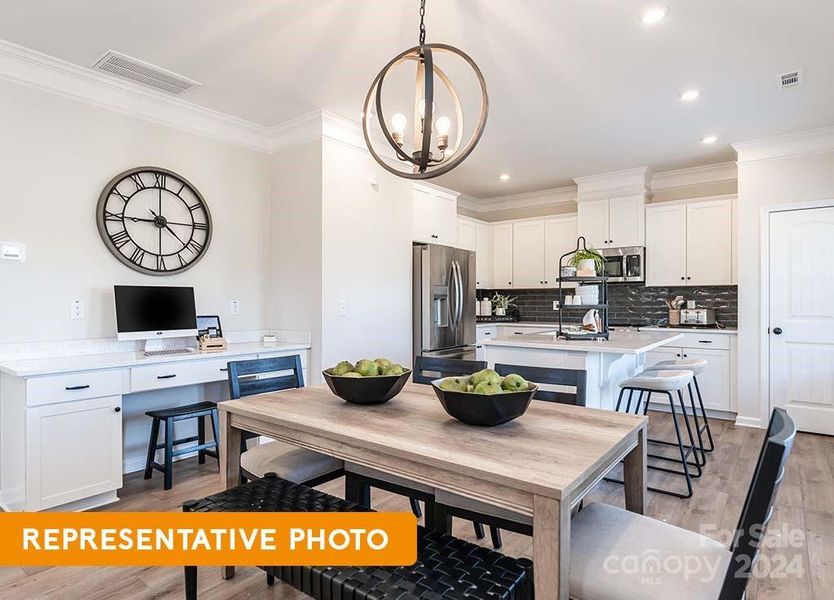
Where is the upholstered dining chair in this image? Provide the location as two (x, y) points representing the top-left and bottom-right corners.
(226, 356), (344, 485)
(567, 408), (795, 600)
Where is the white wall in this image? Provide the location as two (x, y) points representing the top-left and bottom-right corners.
(736, 149), (834, 425)
(0, 80), (272, 343)
(267, 139), (324, 374)
(321, 138), (413, 370)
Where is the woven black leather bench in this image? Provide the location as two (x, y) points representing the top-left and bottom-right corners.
(183, 474), (533, 600)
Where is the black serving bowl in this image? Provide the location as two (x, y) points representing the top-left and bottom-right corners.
(430, 379), (537, 427)
(322, 369), (412, 405)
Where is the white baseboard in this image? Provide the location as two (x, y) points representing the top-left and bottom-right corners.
(734, 415), (765, 429)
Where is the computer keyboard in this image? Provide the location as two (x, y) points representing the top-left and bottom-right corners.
(143, 348), (196, 357)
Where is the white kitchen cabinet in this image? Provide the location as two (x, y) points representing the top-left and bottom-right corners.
(457, 218), (477, 252)
(26, 396), (123, 511)
(577, 199), (609, 249)
(492, 223), (514, 288)
(578, 195), (644, 249)
(544, 215), (579, 284)
(685, 198), (733, 286)
(608, 196), (645, 247)
(412, 185), (457, 246)
(512, 221), (546, 288)
(475, 222), (493, 289)
(645, 197), (734, 287)
(645, 203), (687, 286)
(644, 334), (734, 413)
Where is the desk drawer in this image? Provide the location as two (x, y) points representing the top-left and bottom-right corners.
(678, 332), (730, 351)
(131, 355), (259, 392)
(26, 370), (125, 406)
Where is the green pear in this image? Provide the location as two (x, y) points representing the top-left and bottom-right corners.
(501, 374), (528, 392)
(339, 371), (362, 378)
(474, 381), (503, 395)
(374, 358), (393, 370)
(354, 359), (379, 377)
(471, 368), (501, 387)
(382, 364), (405, 376)
(439, 377), (470, 392)
(332, 361), (354, 375)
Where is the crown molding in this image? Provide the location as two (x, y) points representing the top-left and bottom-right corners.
(733, 125), (834, 164)
(651, 161), (737, 190)
(573, 166), (651, 201)
(461, 186), (575, 214)
(0, 39), (274, 152)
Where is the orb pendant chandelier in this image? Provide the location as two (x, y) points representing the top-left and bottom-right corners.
(362, 0), (488, 180)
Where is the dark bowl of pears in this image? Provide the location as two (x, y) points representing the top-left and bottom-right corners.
(431, 369), (537, 427)
(322, 358), (411, 405)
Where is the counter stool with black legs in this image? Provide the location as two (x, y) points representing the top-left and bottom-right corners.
(144, 402), (219, 491)
(605, 369), (701, 498)
(644, 358), (715, 456)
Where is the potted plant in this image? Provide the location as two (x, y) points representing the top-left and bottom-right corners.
(567, 247), (605, 276)
(490, 292), (517, 316)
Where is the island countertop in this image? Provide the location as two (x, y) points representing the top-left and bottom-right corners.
(482, 329), (683, 355)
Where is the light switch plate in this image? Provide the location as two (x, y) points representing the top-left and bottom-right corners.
(230, 300), (241, 315)
(338, 300), (348, 316)
(71, 299), (85, 320)
(0, 242), (25, 262)
(552, 300), (560, 310)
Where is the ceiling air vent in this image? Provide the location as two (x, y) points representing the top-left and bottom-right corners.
(779, 70), (802, 89)
(91, 50), (200, 95)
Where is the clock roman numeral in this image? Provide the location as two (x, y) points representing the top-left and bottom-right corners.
(153, 173), (167, 189)
(104, 210), (123, 222)
(178, 255), (187, 268)
(157, 255), (167, 271)
(187, 202), (203, 213)
(110, 188), (131, 203)
(193, 222), (208, 230)
(129, 173), (146, 190)
(186, 239), (204, 254)
(130, 247), (146, 265)
(111, 230), (130, 249)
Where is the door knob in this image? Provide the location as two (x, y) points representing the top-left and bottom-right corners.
(773, 327), (783, 335)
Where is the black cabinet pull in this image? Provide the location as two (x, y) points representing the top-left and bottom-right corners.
(680, 276), (685, 280)
(114, 407), (121, 413)
(157, 374), (177, 380)
(683, 354), (688, 358)
(698, 340), (713, 344)
(687, 276), (691, 280)
(514, 332), (523, 335)
(220, 367), (228, 372)
(65, 384), (90, 391)
(676, 353), (681, 357)
(773, 327), (783, 335)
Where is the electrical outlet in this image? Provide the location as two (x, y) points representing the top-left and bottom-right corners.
(552, 300), (560, 310)
(71, 299), (85, 320)
(230, 300), (240, 315)
(338, 300), (348, 316)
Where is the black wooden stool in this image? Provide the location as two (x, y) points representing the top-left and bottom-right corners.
(183, 474), (533, 600)
(143, 401), (219, 490)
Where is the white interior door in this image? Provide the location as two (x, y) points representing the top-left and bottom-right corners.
(512, 221), (546, 288)
(769, 206), (834, 434)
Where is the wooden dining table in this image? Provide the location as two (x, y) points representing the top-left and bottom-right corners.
(218, 382), (647, 600)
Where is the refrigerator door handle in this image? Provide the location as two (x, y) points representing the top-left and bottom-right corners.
(448, 261), (458, 331)
(454, 260), (464, 328)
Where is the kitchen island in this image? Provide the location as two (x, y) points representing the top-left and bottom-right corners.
(482, 329), (683, 410)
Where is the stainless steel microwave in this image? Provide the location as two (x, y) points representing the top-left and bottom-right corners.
(600, 246), (645, 283)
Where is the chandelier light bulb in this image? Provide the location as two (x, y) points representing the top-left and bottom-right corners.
(435, 116), (452, 135)
(391, 113), (408, 134)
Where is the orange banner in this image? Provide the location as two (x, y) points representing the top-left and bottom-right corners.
(0, 512), (417, 567)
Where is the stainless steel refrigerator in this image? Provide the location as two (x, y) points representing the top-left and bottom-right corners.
(412, 244), (477, 361)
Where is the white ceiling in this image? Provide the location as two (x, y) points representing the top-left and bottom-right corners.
(1, 1), (832, 198)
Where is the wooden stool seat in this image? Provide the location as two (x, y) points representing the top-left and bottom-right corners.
(144, 401), (219, 490)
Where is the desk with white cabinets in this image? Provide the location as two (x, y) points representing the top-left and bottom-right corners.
(0, 342), (310, 512)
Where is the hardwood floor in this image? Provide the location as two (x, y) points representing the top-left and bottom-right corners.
(1, 412), (831, 599)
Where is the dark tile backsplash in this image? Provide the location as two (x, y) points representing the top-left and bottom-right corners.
(480, 284), (737, 328)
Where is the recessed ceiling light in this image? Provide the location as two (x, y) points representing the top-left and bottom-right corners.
(701, 135), (718, 145)
(641, 6), (668, 25)
(680, 89), (700, 102)
(499, 174), (511, 181)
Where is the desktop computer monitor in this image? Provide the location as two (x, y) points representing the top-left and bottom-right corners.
(114, 285), (198, 342)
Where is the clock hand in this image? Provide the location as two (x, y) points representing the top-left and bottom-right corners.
(126, 215), (193, 227)
(149, 209), (188, 247)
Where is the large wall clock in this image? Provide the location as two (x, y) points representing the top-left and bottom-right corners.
(96, 167), (212, 275)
